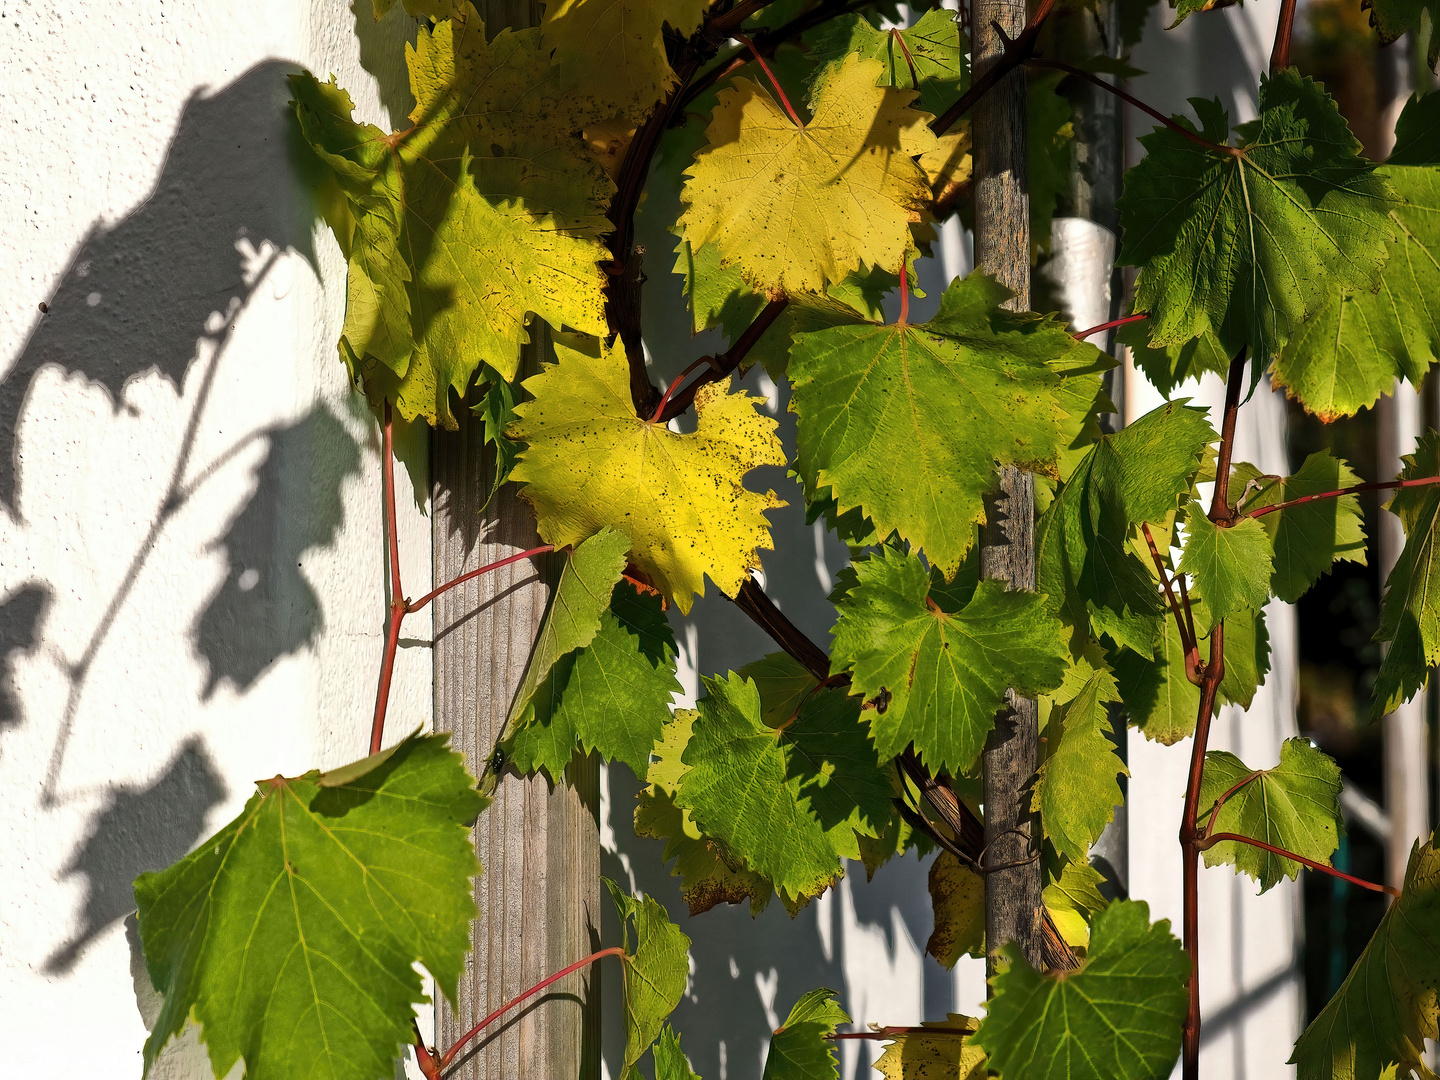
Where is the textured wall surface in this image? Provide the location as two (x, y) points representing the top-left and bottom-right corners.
(0, 3), (433, 1076)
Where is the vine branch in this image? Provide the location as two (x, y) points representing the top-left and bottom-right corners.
(1198, 833), (1400, 897)
(930, 0), (1059, 135)
(1270, 0), (1297, 73)
(371, 403), (408, 755)
(656, 298), (790, 422)
(1245, 475), (1440, 519)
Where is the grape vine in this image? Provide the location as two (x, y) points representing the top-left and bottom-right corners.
(128, 2), (1440, 1080)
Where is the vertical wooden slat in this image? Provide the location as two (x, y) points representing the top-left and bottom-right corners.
(972, 0), (1044, 975)
(430, 6), (600, 1072)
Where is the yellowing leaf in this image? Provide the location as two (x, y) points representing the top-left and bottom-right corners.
(291, 10), (612, 425)
(542, 0), (710, 122)
(508, 336), (786, 613)
(926, 852), (985, 968)
(680, 54), (938, 297)
(874, 1015), (987, 1080)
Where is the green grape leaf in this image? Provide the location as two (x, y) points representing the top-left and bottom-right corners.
(1117, 70), (1396, 368)
(508, 335), (785, 615)
(507, 580), (682, 779)
(763, 989), (850, 1080)
(875, 1015), (987, 1080)
(1196, 737), (1344, 892)
(475, 374), (520, 507)
(135, 734), (485, 1080)
(656, 1025), (702, 1080)
(607, 880), (692, 1075)
(806, 8), (968, 117)
(1033, 668), (1127, 864)
(1043, 861), (1110, 951)
(1390, 90), (1440, 166)
(1116, 319), (1231, 399)
(1273, 157), (1440, 419)
(635, 711), (775, 916)
(1114, 598), (1267, 743)
(1364, 0), (1440, 70)
(972, 900), (1190, 1080)
(1232, 452), (1368, 603)
(1291, 837), (1440, 1080)
(680, 53), (937, 297)
(926, 851), (985, 968)
(1372, 433), (1440, 718)
(831, 546), (1069, 775)
(675, 675), (879, 899)
(508, 528), (630, 725)
(790, 273), (1092, 577)
(541, 0), (709, 123)
(1038, 401), (1215, 642)
(736, 651), (820, 727)
(290, 10), (611, 425)
(1177, 510), (1274, 630)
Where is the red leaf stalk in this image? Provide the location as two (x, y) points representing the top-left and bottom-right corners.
(734, 32), (804, 128)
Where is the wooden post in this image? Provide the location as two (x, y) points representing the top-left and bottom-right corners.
(971, 0), (1045, 973)
(430, 9), (600, 1077)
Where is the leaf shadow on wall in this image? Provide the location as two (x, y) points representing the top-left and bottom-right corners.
(195, 404), (364, 696)
(0, 61), (323, 518)
(0, 583), (50, 738)
(45, 736), (227, 974)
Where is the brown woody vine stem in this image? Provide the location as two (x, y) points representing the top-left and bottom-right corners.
(656, 298), (790, 423)
(1197, 833), (1401, 897)
(1026, 58), (1242, 158)
(1178, 348), (1246, 1080)
(930, 0), (1058, 135)
(827, 1025), (973, 1041)
(433, 946), (627, 1072)
(1270, 0), (1297, 73)
(1245, 475), (1440, 519)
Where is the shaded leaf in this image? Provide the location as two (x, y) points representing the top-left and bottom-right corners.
(1043, 861), (1110, 951)
(1291, 837), (1440, 1080)
(927, 851), (985, 968)
(764, 989), (850, 1080)
(806, 8), (968, 117)
(874, 1015), (986, 1080)
(608, 880), (691, 1075)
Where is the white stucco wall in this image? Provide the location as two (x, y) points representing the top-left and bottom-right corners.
(0, 3), (432, 1076)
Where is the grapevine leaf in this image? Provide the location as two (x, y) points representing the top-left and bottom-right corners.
(1114, 598), (1267, 743)
(675, 676), (844, 899)
(1033, 668), (1127, 864)
(1043, 861), (1110, 950)
(1029, 71), (1076, 252)
(763, 989), (850, 1080)
(737, 651), (820, 728)
(1197, 738), (1344, 892)
(1177, 510), (1274, 630)
(1116, 319), (1231, 399)
(1038, 401), (1215, 643)
(1273, 157), (1440, 419)
(607, 880), (692, 1076)
(680, 54), (938, 297)
(508, 528), (630, 724)
(789, 273), (1090, 577)
(135, 733), (485, 1080)
(1363, 0), (1440, 70)
(291, 10), (612, 424)
(875, 1015), (987, 1080)
(972, 900), (1190, 1080)
(1117, 70), (1396, 368)
(1390, 90), (1440, 166)
(806, 8), (968, 117)
(507, 581), (682, 779)
(635, 711), (775, 916)
(1291, 837), (1440, 1080)
(926, 851), (985, 968)
(541, 1), (709, 123)
(508, 336), (785, 614)
(1372, 433), (1440, 718)
(656, 1025), (702, 1080)
(830, 546), (1069, 774)
(1232, 452), (1368, 603)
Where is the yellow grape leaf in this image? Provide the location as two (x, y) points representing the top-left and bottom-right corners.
(507, 337), (785, 613)
(291, 10), (611, 426)
(543, 0), (710, 122)
(874, 1016), (987, 1080)
(680, 53), (938, 297)
(926, 852), (984, 968)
